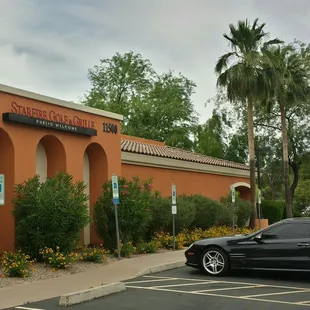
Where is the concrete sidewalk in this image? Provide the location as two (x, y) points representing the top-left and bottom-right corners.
(0, 250), (185, 309)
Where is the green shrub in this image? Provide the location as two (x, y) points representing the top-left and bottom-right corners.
(166, 195), (196, 234)
(113, 241), (135, 258)
(13, 173), (91, 259)
(261, 200), (285, 224)
(217, 202), (236, 227)
(135, 240), (159, 254)
(185, 194), (224, 229)
(148, 194), (171, 235)
(219, 192), (252, 227)
(93, 176), (154, 249)
(235, 199), (252, 227)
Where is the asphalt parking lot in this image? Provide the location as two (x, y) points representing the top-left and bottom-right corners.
(6, 267), (310, 309)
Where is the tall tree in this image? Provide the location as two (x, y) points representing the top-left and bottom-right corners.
(214, 18), (282, 226)
(255, 89), (310, 205)
(84, 51), (155, 123)
(261, 43), (310, 217)
(294, 155), (310, 215)
(213, 78), (310, 206)
(194, 109), (228, 158)
(207, 91), (249, 164)
(225, 126), (249, 164)
(83, 51), (198, 149)
(130, 70), (198, 149)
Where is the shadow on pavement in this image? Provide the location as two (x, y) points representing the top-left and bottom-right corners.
(186, 268), (310, 283)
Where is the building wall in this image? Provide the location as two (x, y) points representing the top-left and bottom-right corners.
(122, 163), (250, 200)
(0, 86), (122, 251)
(0, 85), (251, 251)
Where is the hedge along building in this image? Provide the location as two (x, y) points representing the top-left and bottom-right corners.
(0, 84), (251, 252)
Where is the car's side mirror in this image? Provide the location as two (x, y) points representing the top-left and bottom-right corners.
(253, 233), (263, 243)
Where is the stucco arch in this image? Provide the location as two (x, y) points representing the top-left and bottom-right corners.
(83, 142), (108, 245)
(230, 182), (251, 201)
(0, 128), (15, 251)
(36, 135), (67, 180)
(230, 182), (250, 189)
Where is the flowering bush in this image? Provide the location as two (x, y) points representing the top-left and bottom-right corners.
(183, 226), (255, 245)
(113, 241), (135, 258)
(135, 240), (160, 254)
(79, 245), (108, 264)
(94, 176), (155, 248)
(13, 172), (91, 260)
(153, 232), (185, 250)
(1, 250), (35, 278)
(39, 246), (78, 269)
(154, 226), (256, 249)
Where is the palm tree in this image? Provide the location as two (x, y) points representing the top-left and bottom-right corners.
(261, 44), (310, 217)
(215, 18), (283, 227)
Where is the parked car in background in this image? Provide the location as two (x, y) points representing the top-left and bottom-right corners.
(185, 218), (310, 276)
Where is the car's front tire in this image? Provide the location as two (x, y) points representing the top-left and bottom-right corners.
(201, 247), (229, 276)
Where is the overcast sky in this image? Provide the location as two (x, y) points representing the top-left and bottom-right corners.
(0, 0), (308, 123)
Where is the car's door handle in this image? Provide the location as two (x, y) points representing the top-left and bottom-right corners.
(297, 242), (310, 247)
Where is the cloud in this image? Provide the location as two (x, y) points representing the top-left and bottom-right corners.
(0, 0), (309, 123)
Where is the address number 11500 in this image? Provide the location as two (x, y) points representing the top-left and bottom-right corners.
(103, 122), (118, 134)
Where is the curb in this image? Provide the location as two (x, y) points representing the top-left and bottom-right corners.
(136, 260), (185, 277)
(58, 282), (126, 306)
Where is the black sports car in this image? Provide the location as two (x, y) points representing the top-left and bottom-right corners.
(185, 217), (310, 276)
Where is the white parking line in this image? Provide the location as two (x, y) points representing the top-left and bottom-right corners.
(143, 275), (310, 291)
(297, 301), (310, 305)
(199, 291), (310, 307)
(126, 285), (310, 307)
(126, 278), (181, 284)
(15, 307), (45, 310)
(152, 281), (218, 288)
(193, 284), (266, 293)
(243, 289), (310, 298)
(143, 275), (211, 282)
(127, 275), (310, 307)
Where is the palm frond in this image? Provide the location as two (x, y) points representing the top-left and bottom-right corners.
(251, 18), (259, 30)
(223, 33), (238, 50)
(264, 38), (284, 46)
(216, 70), (228, 88)
(215, 52), (238, 74)
(215, 18), (287, 107)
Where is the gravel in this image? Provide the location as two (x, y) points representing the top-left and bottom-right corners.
(0, 255), (120, 288)
(0, 249), (171, 289)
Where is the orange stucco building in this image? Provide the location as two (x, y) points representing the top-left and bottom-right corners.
(0, 84), (251, 251)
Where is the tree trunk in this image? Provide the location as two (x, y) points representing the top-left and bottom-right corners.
(280, 102), (293, 218)
(247, 99), (257, 228)
(289, 161), (300, 202)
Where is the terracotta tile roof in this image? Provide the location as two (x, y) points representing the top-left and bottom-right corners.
(121, 139), (249, 171)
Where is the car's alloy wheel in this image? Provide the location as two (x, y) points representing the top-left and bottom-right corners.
(201, 247), (229, 276)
